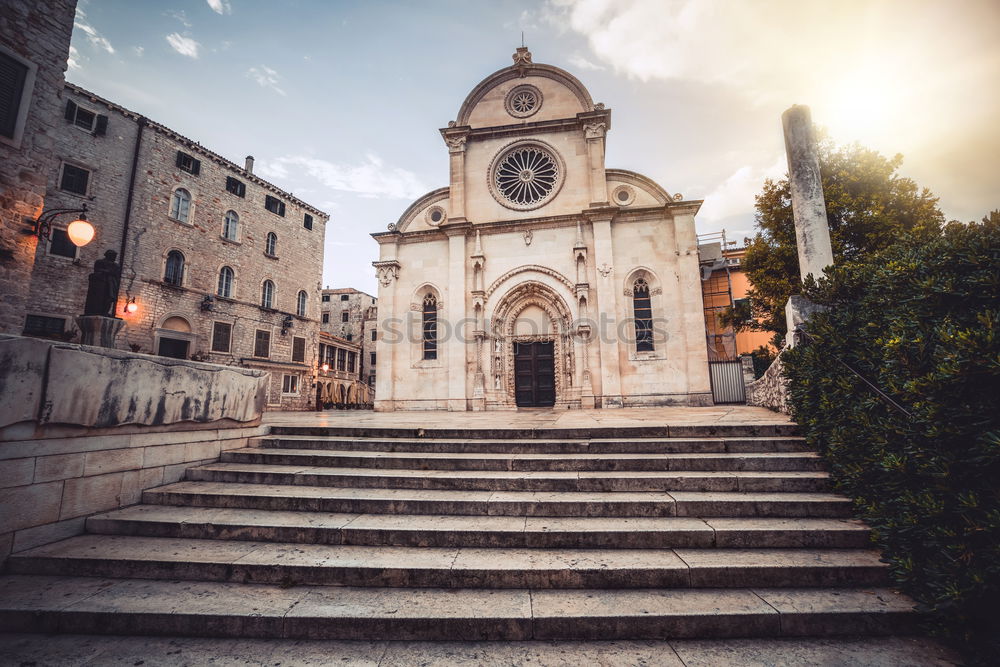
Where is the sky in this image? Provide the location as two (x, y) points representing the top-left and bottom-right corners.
(66, 0), (1000, 295)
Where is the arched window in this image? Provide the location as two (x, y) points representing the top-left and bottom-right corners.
(261, 280), (275, 309)
(265, 232), (277, 256)
(222, 210), (239, 241)
(170, 188), (191, 223)
(217, 266), (234, 298)
(633, 278), (654, 352)
(164, 250), (184, 286)
(422, 293), (438, 360)
(296, 290), (307, 317)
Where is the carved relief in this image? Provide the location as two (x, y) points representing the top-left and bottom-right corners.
(484, 265), (575, 300)
(373, 261), (400, 287)
(597, 263), (613, 278)
(523, 229), (533, 246)
(584, 121), (607, 139)
(445, 135), (468, 153)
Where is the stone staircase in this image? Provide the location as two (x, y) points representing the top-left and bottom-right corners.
(0, 422), (918, 640)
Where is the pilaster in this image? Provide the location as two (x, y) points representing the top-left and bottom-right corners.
(440, 126), (470, 221)
(445, 229), (468, 410)
(589, 215), (622, 407)
(372, 253), (400, 411)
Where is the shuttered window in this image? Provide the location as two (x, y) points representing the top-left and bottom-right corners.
(292, 336), (305, 362)
(303, 213), (313, 230)
(211, 321), (232, 353)
(253, 329), (270, 358)
(265, 195), (285, 216)
(225, 176), (246, 197)
(59, 164), (90, 195)
(176, 150), (201, 175)
(23, 314), (66, 337)
(0, 53), (29, 139)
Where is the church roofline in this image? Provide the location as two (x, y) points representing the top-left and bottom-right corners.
(454, 59), (596, 127)
(605, 168), (674, 205)
(392, 186), (450, 232)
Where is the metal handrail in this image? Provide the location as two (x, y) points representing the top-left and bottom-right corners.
(794, 326), (915, 419)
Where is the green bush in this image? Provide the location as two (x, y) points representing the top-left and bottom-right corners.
(783, 216), (1000, 658)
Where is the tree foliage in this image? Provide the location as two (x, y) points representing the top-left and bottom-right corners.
(740, 137), (945, 346)
(783, 216), (1000, 660)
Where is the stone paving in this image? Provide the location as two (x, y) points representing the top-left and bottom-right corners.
(0, 633), (960, 666)
(263, 405), (794, 429)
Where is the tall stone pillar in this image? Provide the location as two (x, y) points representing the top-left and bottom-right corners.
(373, 248), (400, 411)
(582, 112), (611, 206)
(590, 216), (622, 407)
(441, 129), (469, 221)
(782, 105), (834, 346)
(782, 105), (834, 283)
(445, 229), (468, 411)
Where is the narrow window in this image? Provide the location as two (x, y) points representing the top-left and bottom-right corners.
(211, 321), (232, 353)
(370, 329), (377, 341)
(265, 232), (277, 256)
(303, 213), (313, 230)
(370, 352), (376, 365)
(48, 228), (77, 258)
(164, 250), (185, 286)
(292, 336), (305, 362)
(225, 176), (246, 197)
(337, 348), (346, 371)
(345, 333), (352, 341)
(347, 351), (356, 373)
(217, 266), (234, 298)
(633, 278), (654, 352)
(261, 280), (275, 309)
(265, 195), (285, 216)
(253, 329), (271, 358)
(422, 293), (437, 360)
(341, 311), (349, 323)
(296, 290), (307, 317)
(1, 53), (30, 139)
(59, 164), (90, 195)
(170, 188), (191, 223)
(322, 312), (329, 323)
(222, 210), (239, 241)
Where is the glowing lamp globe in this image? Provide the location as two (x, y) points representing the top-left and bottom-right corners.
(125, 301), (139, 314)
(321, 363), (330, 372)
(66, 218), (95, 247)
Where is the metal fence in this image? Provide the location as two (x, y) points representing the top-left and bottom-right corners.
(709, 360), (746, 404)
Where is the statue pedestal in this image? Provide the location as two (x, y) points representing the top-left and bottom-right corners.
(76, 315), (124, 349)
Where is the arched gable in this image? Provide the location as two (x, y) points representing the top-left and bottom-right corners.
(456, 62), (596, 127)
(393, 187), (450, 233)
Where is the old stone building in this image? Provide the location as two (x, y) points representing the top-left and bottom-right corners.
(320, 287), (378, 391)
(316, 331), (370, 408)
(21, 83), (329, 410)
(0, 0), (77, 336)
(372, 47), (711, 411)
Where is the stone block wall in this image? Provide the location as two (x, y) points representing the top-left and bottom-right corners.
(746, 349), (790, 413)
(0, 0), (76, 335)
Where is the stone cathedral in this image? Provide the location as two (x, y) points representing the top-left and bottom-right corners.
(372, 47), (711, 411)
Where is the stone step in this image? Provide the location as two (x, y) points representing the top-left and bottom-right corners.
(143, 482), (854, 518)
(257, 435), (812, 454)
(186, 462), (832, 493)
(268, 424), (801, 439)
(223, 448), (826, 472)
(87, 506), (872, 549)
(0, 575), (915, 640)
(7, 535), (891, 589)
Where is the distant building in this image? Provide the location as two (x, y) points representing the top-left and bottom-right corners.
(698, 233), (775, 360)
(316, 332), (370, 408)
(20, 83), (329, 410)
(320, 287), (377, 392)
(0, 0), (77, 335)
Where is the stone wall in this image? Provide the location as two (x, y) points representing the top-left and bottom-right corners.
(0, 335), (268, 564)
(745, 349), (791, 413)
(0, 0), (76, 335)
(20, 84), (329, 410)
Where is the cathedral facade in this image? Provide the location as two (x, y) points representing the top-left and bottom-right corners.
(372, 48), (711, 411)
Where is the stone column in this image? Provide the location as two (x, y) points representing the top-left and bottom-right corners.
(583, 118), (610, 206)
(372, 252), (400, 412)
(590, 216), (622, 407)
(442, 129), (469, 221)
(445, 229), (468, 411)
(782, 105), (834, 283)
(75, 315), (124, 348)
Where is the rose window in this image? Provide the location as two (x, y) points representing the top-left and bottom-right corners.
(494, 146), (559, 207)
(504, 84), (542, 118)
(510, 90), (536, 114)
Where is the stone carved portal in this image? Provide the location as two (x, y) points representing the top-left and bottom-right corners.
(490, 281), (575, 408)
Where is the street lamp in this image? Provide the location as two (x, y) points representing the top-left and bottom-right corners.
(31, 204), (95, 247)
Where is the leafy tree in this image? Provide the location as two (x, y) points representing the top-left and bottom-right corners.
(737, 137), (945, 347)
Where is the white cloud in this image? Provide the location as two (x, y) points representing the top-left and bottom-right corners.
(165, 33), (200, 59)
(260, 155), (428, 200)
(247, 65), (286, 97)
(74, 8), (114, 54)
(67, 45), (81, 70)
(698, 156), (785, 224)
(164, 9), (192, 28)
(207, 0), (232, 15)
(133, 46), (144, 57)
(567, 54), (604, 71)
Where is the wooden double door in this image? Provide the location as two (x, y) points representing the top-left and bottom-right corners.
(514, 340), (555, 407)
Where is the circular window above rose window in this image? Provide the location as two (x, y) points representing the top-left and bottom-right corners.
(488, 142), (564, 211)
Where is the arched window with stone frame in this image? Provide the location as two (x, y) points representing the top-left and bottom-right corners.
(217, 266), (234, 298)
(164, 250), (185, 286)
(632, 277), (654, 352)
(169, 188), (191, 223)
(422, 293), (438, 360)
(265, 232), (277, 256)
(222, 210), (239, 241)
(261, 279), (275, 309)
(296, 290), (307, 317)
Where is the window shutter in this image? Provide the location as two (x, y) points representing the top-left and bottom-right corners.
(191, 158), (201, 175)
(176, 151), (184, 168)
(0, 53), (29, 138)
(94, 114), (108, 136)
(64, 99), (77, 122)
(278, 201), (285, 216)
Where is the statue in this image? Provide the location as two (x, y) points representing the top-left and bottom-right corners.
(83, 250), (121, 317)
